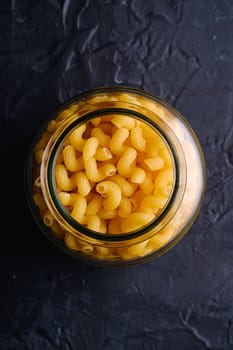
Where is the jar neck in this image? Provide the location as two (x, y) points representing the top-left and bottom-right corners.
(40, 104), (187, 248)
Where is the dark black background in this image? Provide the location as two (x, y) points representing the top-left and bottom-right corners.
(1, 1), (233, 349)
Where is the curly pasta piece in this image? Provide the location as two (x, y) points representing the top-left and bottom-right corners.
(118, 197), (132, 218)
(43, 210), (54, 227)
(154, 169), (173, 197)
(83, 137), (99, 160)
(111, 115), (135, 129)
(84, 157), (116, 182)
(130, 126), (146, 152)
(71, 195), (87, 224)
(117, 147), (137, 177)
(121, 212), (155, 233)
(127, 240), (149, 256)
(144, 157), (165, 171)
(68, 124), (86, 151)
(58, 192), (80, 206)
(65, 233), (79, 250)
(96, 180), (122, 210)
(91, 127), (110, 146)
(139, 195), (167, 213)
(86, 214), (102, 232)
(130, 167), (146, 184)
(95, 147), (112, 161)
(109, 127), (129, 155)
(62, 145), (84, 172)
(55, 164), (77, 191)
(109, 174), (137, 197)
(86, 194), (103, 215)
(76, 171), (91, 196)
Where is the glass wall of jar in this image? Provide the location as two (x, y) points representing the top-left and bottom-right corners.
(25, 87), (206, 267)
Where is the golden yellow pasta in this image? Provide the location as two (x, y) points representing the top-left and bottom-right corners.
(34, 176), (41, 189)
(95, 147), (112, 161)
(144, 157), (165, 171)
(86, 194), (103, 215)
(55, 163), (77, 191)
(90, 116), (101, 126)
(83, 137), (99, 160)
(28, 85), (206, 267)
(95, 246), (112, 257)
(130, 126), (146, 152)
(84, 157), (116, 182)
(144, 141), (158, 158)
(154, 169), (173, 197)
(33, 109), (175, 261)
(117, 147), (137, 177)
(127, 240), (149, 256)
(97, 208), (118, 220)
(79, 241), (94, 254)
(118, 93), (142, 106)
(91, 127), (110, 146)
(139, 172), (154, 194)
(118, 197), (132, 218)
(47, 120), (59, 133)
(130, 167), (146, 184)
(50, 221), (65, 239)
(33, 193), (47, 215)
(62, 145), (84, 172)
(109, 174), (137, 197)
(64, 233), (79, 250)
(139, 195), (167, 214)
(109, 127), (129, 155)
(139, 97), (166, 118)
(58, 192), (79, 206)
(76, 171), (91, 197)
(71, 195), (87, 224)
(99, 219), (107, 233)
(43, 210), (54, 227)
(121, 212), (155, 233)
(86, 214), (102, 232)
(108, 217), (125, 234)
(111, 115), (135, 129)
(88, 94), (118, 104)
(148, 226), (174, 249)
(68, 124), (86, 151)
(96, 180), (122, 210)
(159, 147), (173, 167)
(130, 190), (146, 211)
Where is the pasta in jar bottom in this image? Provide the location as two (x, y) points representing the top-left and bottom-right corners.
(25, 86), (206, 267)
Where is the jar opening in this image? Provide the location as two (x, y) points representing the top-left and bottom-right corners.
(46, 109), (179, 242)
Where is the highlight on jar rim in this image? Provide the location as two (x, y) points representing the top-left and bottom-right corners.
(25, 86), (206, 266)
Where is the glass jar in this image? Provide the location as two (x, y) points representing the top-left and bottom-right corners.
(25, 86), (206, 267)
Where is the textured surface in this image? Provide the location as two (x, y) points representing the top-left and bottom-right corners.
(1, 0), (233, 349)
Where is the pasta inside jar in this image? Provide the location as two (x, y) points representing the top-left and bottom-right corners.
(52, 115), (175, 235)
(26, 87), (205, 266)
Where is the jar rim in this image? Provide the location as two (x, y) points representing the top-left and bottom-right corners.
(44, 106), (183, 243)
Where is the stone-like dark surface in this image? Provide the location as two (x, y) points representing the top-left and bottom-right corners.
(1, 0), (233, 349)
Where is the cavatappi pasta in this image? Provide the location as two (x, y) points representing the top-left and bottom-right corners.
(33, 115), (174, 259)
(29, 88), (205, 264)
